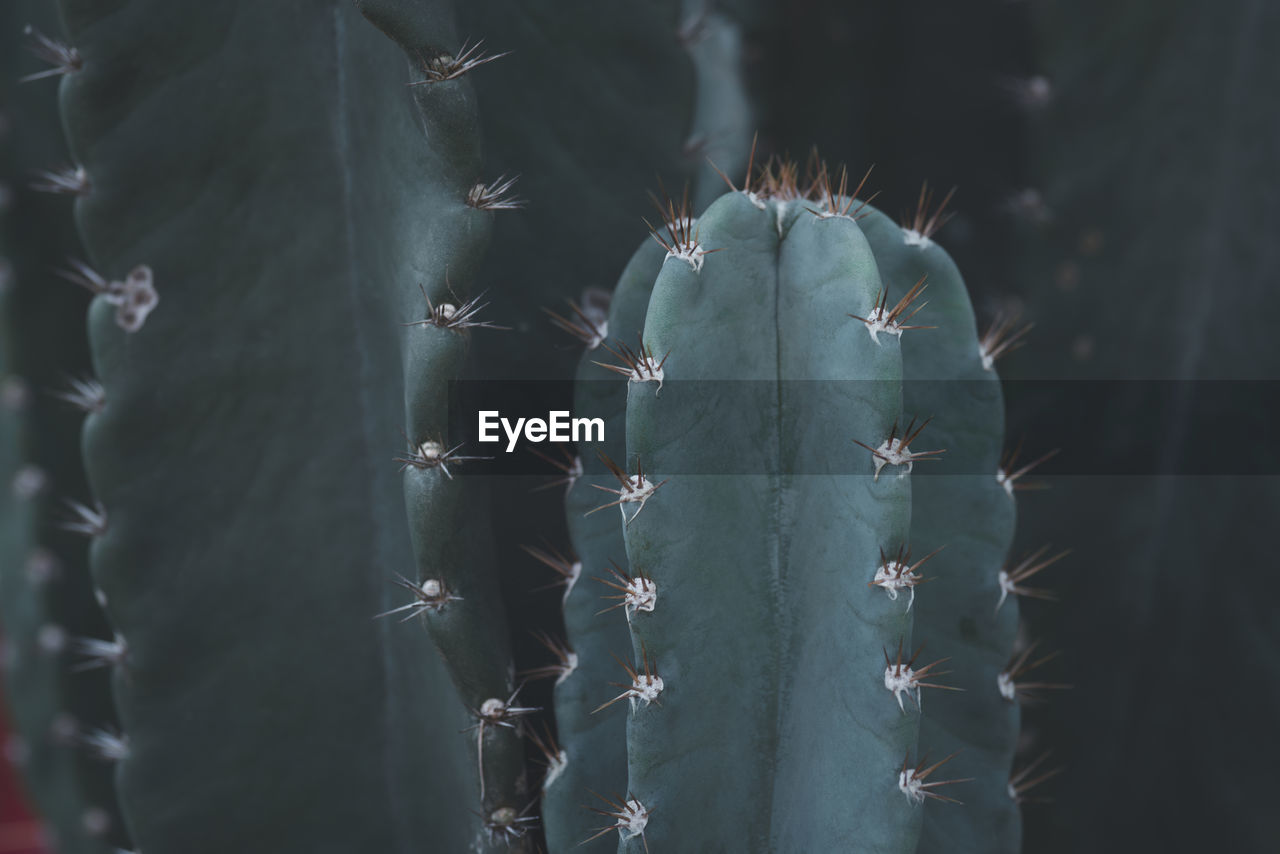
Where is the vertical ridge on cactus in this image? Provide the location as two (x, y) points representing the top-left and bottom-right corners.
(856, 199), (1023, 853)
(47, 0), (498, 849)
(540, 238), (666, 853)
(618, 187), (918, 850)
(1, 2), (127, 849)
(358, 0), (531, 831)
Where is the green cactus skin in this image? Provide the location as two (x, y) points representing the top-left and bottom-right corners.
(0, 4), (126, 850)
(617, 189), (922, 852)
(50, 0), (501, 850)
(540, 239), (665, 852)
(855, 205), (1020, 853)
(354, 0), (533, 841)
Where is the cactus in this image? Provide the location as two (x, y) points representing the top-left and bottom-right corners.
(356, 0), (532, 836)
(31, 0), (514, 849)
(618, 179), (920, 851)
(1, 2), (126, 850)
(1, 1), (1074, 851)
(538, 164), (1043, 852)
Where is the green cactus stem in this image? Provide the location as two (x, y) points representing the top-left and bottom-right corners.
(51, 0), (501, 849)
(855, 198), (1022, 853)
(616, 180), (926, 851)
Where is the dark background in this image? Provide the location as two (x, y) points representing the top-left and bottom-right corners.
(749, 1), (1280, 851)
